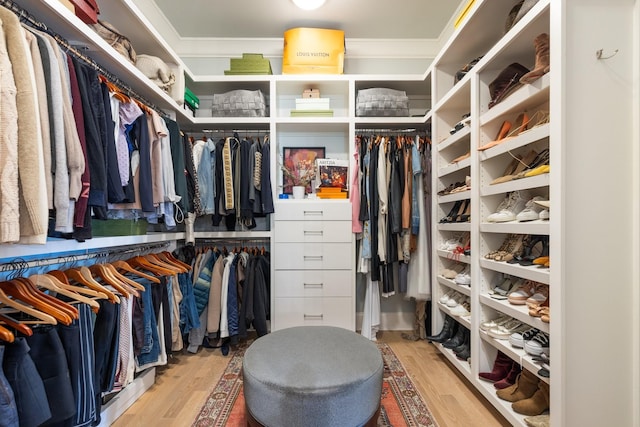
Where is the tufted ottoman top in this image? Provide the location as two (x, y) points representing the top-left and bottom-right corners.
(242, 326), (383, 427)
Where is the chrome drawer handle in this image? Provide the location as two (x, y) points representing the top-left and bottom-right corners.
(303, 283), (324, 288)
(304, 314), (323, 320)
(303, 210), (323, 216)
(303, 256), (323, 261)
(303, 230), (323, 236)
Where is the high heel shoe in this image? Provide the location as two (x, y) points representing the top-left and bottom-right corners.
(455, 199), (471, 222)
(439, 200), (463, 223)
(478, 113), (529, 151)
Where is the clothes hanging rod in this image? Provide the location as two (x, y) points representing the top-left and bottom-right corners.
(0, 242), (171, 273)
(355, 128), (428, 134)
(0, 0), (169, 119)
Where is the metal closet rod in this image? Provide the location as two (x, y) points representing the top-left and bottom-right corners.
(0, 242), (171, 273)
(356, 128), (429, 134)
(0, 0), (169, 118)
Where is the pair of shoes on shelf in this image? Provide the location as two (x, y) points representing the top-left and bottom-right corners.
(439, 199), (470, 223)
(438, 181), (465, 196)
(450, 151), (471, 164)
(478, 351), (522, 389)
(509, 326), (550, 356)
(497, 369), (550, 416)
(440, 263), (465, 279)
(488, 276), (521, 300)
(491, 150), (539, 184)
(507, 279), (538, 305)
(450, 298), (471, 317)
(453, 268), (471, 286)
(487, 318), (529, 340)
(442, 325), (471, 361)
(449, 176), (471, 193)
(486, 190), (531, 222)
(478, 112), (531, 151)
(426, 315), (458, 343)
(516, 196), (547, 221)
(507, 235), (549, 266)
(484, 233), (519, 261)
(449, 112), (471, 135)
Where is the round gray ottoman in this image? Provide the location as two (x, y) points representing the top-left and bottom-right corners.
(242, 326), (383, 427)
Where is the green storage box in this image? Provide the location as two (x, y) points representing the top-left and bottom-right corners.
(184, 87), (200, 110)
(91, 219), (148, 237)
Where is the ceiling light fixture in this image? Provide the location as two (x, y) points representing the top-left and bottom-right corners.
(292, 0), (326, 11)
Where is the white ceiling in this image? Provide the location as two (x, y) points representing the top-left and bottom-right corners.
(150, 0), (465, 40)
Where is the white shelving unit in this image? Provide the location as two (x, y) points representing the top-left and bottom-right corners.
(431, 1), (639, 426)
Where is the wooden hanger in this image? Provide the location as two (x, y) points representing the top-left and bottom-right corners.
(127, 256), (175, 277)
(0, 313), (32, 337)
(30, 274), (101, 310)
(102, 263), (146, 292)
(45, 271), (109, 300)
(0, 324), (14, 343)
(16, 278), (78, 322)
(146, 253), (185, 274)
(88, 264), (133, 298)
(111, 260), (160, 284)
(160, 251), (191, 271)
(0, 280), (73, 325)
(62, 268), (120, 304)
(0, 286), (57, 325)
(100, 74), (129, 103)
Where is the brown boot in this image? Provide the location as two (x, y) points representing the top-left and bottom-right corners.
(520, 33), (550, 84)
(513, 380), (550, 415)
(496, 369), (538, 402)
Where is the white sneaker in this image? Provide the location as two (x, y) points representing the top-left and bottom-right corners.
(487, 191), (529, 223)
(439, 291), (456, 305)
(450, 300), (471, 317)
(524, 331), (550, 356)
(517, 196), (546, 222)
(539, 209), (550, 220)
(454, 268), (471, 286)
(446, 293), (465, 308)
(488, 319), (528, 340)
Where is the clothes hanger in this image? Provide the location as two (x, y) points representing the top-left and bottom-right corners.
(0, 324), (14, 343)
(15, 278), (78, 323)
(101, 263), (146, 292)
(0, 286), (57, 325)
(111, 260), (160, 284)
(60, 268), (120, 304)
(0, 313), (32, 337)
(127, 256), (175, 277)
(88, 264), (134, 298)
(159, 251), (191, 271)
(30, 274), (101, 310)
(45, 271), (109, 300)
(0, 280), (72, 325)
(145, 253), (184, 274)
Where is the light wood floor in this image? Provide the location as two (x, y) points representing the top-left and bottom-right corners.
(112, 331), (510, 427)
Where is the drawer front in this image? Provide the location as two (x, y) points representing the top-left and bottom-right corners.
(274, 242), (352, 270)
(275, 220), (352, 243)
(274, 297), (354, 331)
(275, 270), (352, 297)
(274, 200), (351, 221)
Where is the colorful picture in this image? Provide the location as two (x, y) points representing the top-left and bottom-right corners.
(282, 147), (325, 194)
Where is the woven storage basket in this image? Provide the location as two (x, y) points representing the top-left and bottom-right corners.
(356, 88), (409, 117)
(212, 89), (267, 117)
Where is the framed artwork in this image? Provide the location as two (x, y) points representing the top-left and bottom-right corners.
(282, 146), (325, 194)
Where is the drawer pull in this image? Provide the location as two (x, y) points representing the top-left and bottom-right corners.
(303, 230), (323, 236)
(303, 210), (324, 216)
(304, 314), (324, 320)
(303, 255), (323, 261)
(303, 283), (324, 288)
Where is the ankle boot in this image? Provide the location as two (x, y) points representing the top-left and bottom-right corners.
(520, 33), (550, 84)
(512, 380), (550, 415)
(494, 362), (522, 389)
(496, 369), (538, 402)
(427, 315), (456, 343)
(479, 351), (513, 382)
(453, 328), (470, 357)
(443, 324), (466, 349)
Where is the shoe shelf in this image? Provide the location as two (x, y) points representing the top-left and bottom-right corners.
(478, 123), (550, 162)
(478, 73), (551, 126)
(480, 174), (550, 197)
(438, 276), (472, 297)
(479, 294), (550, 335)
(438, 126), (471, 152)
(479, 332), (550, 386)
(432, 78), (471, 119)
(437, 302), (471, 328)
(437, 223), (471, 232)
(479, 221), (550, 235)
(434, 342), (473, 378)
(474, 379), (531, 427)
(437, 158), (471, 178)
(479, 259), (550, 285)
(436, 250), (471, 264)
(438, 192), (471, 204)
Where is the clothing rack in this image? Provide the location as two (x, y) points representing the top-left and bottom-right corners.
(0, 0), (169, 118)
(0, 242), (171, 274)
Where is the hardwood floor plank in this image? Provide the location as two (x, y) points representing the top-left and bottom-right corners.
(112, 331), (509, 426)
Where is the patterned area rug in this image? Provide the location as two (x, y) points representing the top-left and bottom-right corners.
(192, 341), (438, 426)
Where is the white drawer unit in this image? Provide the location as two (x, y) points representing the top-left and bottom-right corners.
(273, 200), (355, 331)
(274, 297), (354, 330)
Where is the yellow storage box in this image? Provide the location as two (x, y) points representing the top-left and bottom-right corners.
(282, 27), (345, 74)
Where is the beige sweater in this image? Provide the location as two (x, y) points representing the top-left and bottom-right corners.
(0, 15), (20, 243)
(0, 7), (48, 244)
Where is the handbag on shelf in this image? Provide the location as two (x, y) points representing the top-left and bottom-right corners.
(488, 62), (529, 109)
(212, 89), (267, 117)
(90, 20), (137, 64)
(135, 54), (176, 93)
(356, 88), (409, 117)
(504, 0), (540, 34)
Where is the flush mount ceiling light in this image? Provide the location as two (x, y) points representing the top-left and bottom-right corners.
(292, 0), (326, 10)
